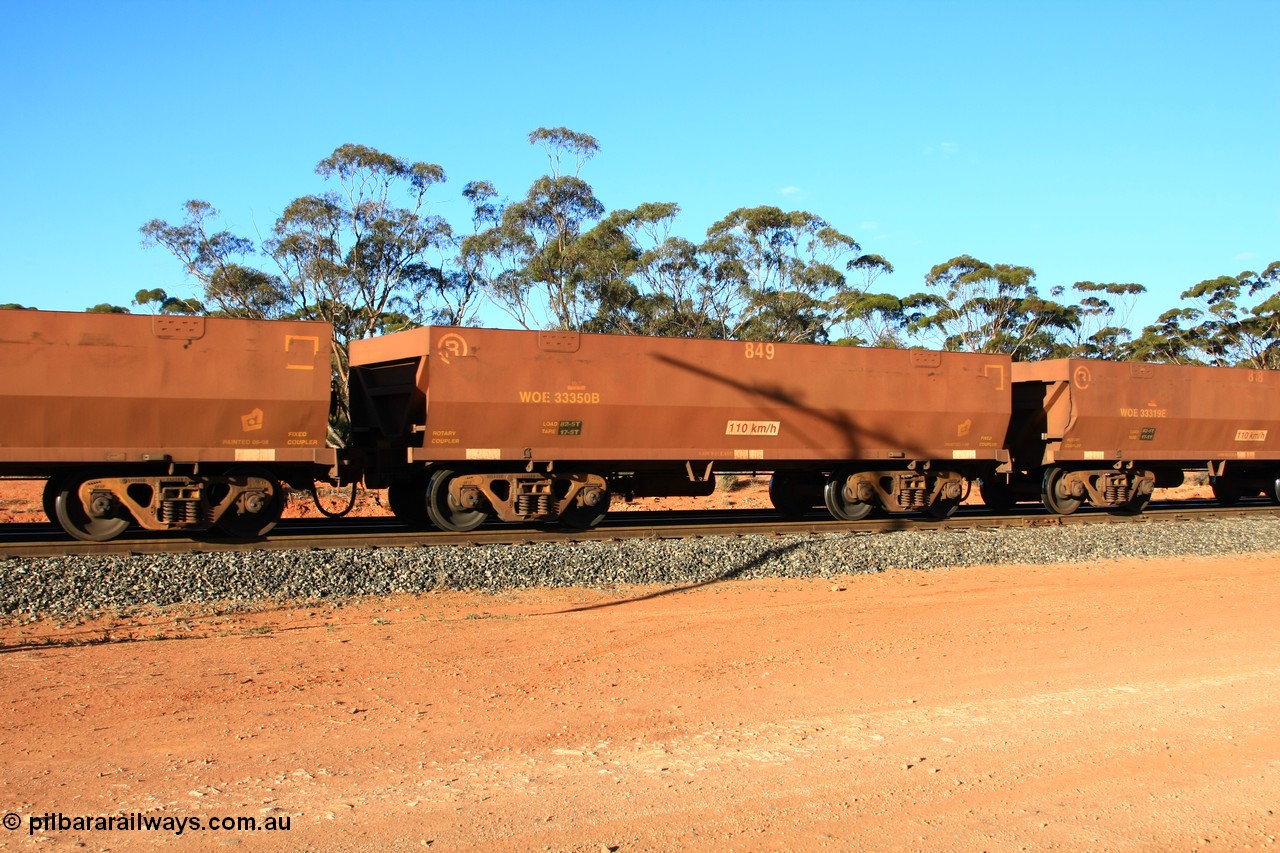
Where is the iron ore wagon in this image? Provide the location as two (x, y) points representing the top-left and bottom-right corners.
(7, 311), (1275, 542)
(0, 310), (335, 540)
(987, 359), (1280, 513)
(347, 327), (1013, 530)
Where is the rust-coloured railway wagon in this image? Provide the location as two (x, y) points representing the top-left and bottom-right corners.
(348, 327), (1012, 530)
(990, 359), (1280, 514)
(0, 310), (336, 540)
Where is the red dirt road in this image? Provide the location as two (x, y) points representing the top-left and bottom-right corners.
(2, 551), (1278, 851)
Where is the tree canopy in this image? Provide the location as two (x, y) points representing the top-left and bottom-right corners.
(904, 256), (1079, 360)
(140, 144), (469, 445)
(132, 128), (1277, 445)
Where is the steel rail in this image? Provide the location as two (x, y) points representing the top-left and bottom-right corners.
(2, 500), (1278, 559)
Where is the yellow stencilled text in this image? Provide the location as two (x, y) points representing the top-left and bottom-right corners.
(519, 390), (601, 404)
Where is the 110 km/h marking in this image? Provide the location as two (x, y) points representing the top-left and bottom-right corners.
(726, 420), (780, 436)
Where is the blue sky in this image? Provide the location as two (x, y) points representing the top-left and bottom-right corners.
(1, 0), (1276, 332)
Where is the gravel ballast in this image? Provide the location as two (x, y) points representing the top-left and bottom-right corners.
(3, 516), (1279, 618)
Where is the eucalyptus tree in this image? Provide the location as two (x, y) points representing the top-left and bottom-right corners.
(828, 291), (907, 348)
(133, 288), (204, 315)
(264, 144), (460, 441)
(140, 200), (286, 319)
(142, 144), (466, 445)
(1066, 281), (1147, 359)
(1129, 307), (1204, 364)
(827, 254), (902, 347)
(461, 128), (607, 330)
(577, 203), (722, 338)
(1175, 262), (1280, 368)
(699, 206), (889, 343)
(1128, 262), (1280, 367)
(266, 144), (457, 327)
(905, 255), (1078, 359)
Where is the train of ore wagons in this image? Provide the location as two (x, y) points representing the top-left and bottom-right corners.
(0, 310), (1277, 542)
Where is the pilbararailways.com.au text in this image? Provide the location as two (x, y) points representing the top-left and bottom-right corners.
(10, 811), (291, 836)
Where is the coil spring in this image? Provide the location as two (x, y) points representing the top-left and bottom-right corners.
(515, 494), (553, 516)
(901, 488), (928, 508)
(1104, 479), (1130, 504)
(160, 500), (202, 524)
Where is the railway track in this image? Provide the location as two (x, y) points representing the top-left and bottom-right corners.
(3, 500), (1278, 559)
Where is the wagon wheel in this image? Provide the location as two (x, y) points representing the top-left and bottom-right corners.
(925, 495), (961, 519)
(387, 480), (431, 529)
(823, 470), (874, 521)
(977, 476), (1016, 514)
(559, 488), (611, 530)
(1041, 467), (1082, 516)
(41, 476), (64, 525)
(425, 468), (488, 532)
(769, 472), (821, 519)
(54, 476), (132, 542)
(215, 468), (284, 538)
(1210, 477), (1242, 507)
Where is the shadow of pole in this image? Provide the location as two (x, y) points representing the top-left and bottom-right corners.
(539, 539), (812, 616)
(650, 352), (924, 459)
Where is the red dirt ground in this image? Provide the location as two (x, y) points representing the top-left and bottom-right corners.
(4, 475), (1273, 851)
(1, 552), (1277, 850)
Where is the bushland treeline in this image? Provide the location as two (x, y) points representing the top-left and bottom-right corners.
(7, 129), (1274, 444)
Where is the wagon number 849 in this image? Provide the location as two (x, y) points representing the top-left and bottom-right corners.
(744, 343), (776, 360)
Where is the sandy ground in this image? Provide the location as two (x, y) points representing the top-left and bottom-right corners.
(1, 547), (1278, 851)
(3, 474), (1273, 851)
